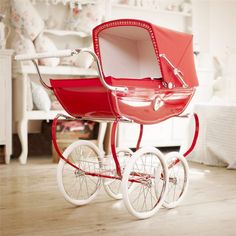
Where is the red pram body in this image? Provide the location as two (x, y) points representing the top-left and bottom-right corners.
(50, 19), (198, 124)
(51, 76), (194, 124)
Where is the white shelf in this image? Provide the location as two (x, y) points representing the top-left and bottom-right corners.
(112, 4), (191, 17)
(26, 110), (68, 120)
(59, 0), (97, 4)
(43, 29), (89, 38)
(14, 64), (98, 76)
(0, 50), (14, 164)
(13, 0), (109, 165)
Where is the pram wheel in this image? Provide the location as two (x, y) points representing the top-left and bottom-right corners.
(122, 147), (169, 219)
(163, 152), (189, 209)
(103, 148), (133, 200)
(57, 140), (103, 206)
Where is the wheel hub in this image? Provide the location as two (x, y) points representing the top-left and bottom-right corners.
(169, 177), (178, 185)
(140, 177), (152, 188)
(74, 169), (85, 177)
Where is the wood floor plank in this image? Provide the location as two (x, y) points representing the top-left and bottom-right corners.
(1, 157), (236, 236)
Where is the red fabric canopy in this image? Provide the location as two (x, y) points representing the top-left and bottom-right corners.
(93, 19), (198, 88)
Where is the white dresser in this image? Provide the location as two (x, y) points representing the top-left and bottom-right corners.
(0, 50), (14, 164)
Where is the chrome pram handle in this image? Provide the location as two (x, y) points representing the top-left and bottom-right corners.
(15, 49), (128, 93)
(14, 49), (74, 61)
(15, 50), (78, 90)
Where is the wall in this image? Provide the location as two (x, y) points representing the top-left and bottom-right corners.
(192, 0), (210, 52)
(208, 0), (236, 103)
(209, 0), (236, 59)
(192, 0), (236, 103)
(193, 0), (236, 58)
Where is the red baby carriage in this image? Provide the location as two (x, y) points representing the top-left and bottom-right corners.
(15, 19), (199, 219)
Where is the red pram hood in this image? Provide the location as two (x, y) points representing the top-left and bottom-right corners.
(93, 19), (198, 88)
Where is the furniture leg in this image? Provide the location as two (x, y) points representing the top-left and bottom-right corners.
(97, 122), (107, 155)
(17, 119), (28, 164)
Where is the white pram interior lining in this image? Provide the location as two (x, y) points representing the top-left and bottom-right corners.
(99, 26), (162, 79)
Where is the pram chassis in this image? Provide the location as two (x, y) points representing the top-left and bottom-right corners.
(15, 32), (199, 219)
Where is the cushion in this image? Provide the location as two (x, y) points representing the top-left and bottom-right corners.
(60, 47), (94, 69)
(26, 76), (33, 111)
(74, 49), (94, 69)
(34, 33), (60, 67)
(31, 81), (51, 111)
(10, 33), (37, 65)
(11, 0), (44, 41)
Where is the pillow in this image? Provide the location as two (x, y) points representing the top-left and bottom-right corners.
(60, 55), (77, 66)
(51, 101), (63, 110)
(31, 81), (51, 111)
(34, 33), (60, 67)
(11, 0), (44, 41)
(26, 76), (34, 111)
(10, 33), (37, 65)
(50, 92), (63, 110)
(60, 47), (94, 69)
(74, 48), (94, 69)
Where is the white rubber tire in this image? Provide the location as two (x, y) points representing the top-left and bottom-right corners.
(57, 140), (103, 206)
(163, 152), (189, 209)
(122, 146), (169, 219)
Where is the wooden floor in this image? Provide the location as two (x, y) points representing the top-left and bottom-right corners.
(1, 156), (236, 236)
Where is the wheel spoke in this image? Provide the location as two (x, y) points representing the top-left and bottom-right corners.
(122, 147), (168, 219)
(58, 141), (102, 206)
(131, 183), (143, 207)
(163, 152), (189, 209)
